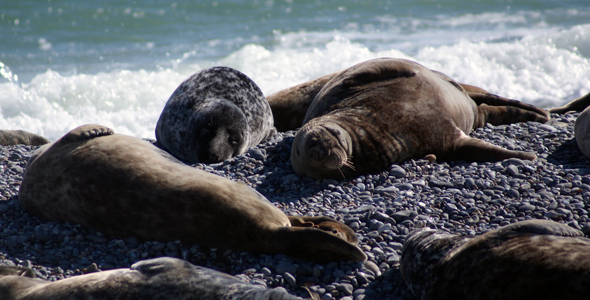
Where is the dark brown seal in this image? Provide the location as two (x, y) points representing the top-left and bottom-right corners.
(0, 130), (49, 146)
(548, 91), (590, 114)
(19, 124), (366, 263)
(401, 219), (590, 300)
(545, 92), (590, 158)
(267, 71), (341, 132)
(285, 58), (549, 179)
(0, 257), (306, 300)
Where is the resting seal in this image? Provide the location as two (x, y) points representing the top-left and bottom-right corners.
(282, 58), (549, 179)
(0, 257), (305, 300)
(156, 66), (276, 163)
(400, 219), (590, 300)
(19, 124), (365, 262)
(575, 105), (590, 159)
(548, 91), (590, 114)
(0, 130), (49, 146)
(544, 92), (590, 158)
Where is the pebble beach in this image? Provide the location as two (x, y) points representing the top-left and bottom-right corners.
(1, 112), (589, 300)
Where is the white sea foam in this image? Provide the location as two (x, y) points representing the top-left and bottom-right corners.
(0, 23), (588, 141)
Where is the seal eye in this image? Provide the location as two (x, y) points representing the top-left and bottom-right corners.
(200, 129), (210, 136)
(229, 138), (239, 145)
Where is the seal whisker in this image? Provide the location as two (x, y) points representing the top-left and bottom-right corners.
(342, 159), (355, 171)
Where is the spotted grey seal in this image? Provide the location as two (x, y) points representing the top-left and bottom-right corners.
(0, 130), (49, 146)
(281, 58), (549, 179)
(155, 66), (276, 164)
(0, 257), (306, 300)
(19, 124), (365, 262)
(400, 219), (590, 300)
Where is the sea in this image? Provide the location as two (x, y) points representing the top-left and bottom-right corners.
(1, 0), (589, 141)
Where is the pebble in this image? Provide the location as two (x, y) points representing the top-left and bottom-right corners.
(1, 114), (589, 300)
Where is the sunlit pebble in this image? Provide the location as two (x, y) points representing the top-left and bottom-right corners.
(0, 113), (589, 300)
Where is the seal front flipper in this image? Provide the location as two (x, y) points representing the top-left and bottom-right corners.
(25, 124), (115, 170)
(450, 132), (536, 161)
(59, 124), (114, 144)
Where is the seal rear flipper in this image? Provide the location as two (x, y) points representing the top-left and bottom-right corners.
(474, 102), (549, 128)
(288, 215), (359, 245)
(266, 71), (340, 132)
(469, 93), (549, 127)
(268, 226), (367, 262)
(450, 135), (536, 162)
(549, 92), (590, 113)
(59, 124), (114, 144)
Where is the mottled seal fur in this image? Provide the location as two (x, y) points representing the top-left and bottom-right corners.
(0, 257), (305, 300)
(0, 130), (49, 146)
(156, 66), (276, 163)
(19, 124), (365, 262)
(401, 219), (590, 300)
(285, 58), (549, 179)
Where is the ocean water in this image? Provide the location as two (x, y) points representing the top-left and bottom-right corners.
(1, 0), (589, 140)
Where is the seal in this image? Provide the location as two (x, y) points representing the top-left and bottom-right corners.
(545, 92), (590, 159)
(267, 71), (341, 132)
(155, 66), (276, 164)
(0, 130), (49, 146)
(19, 124), (366, 263)
(0, 257), (307, 300)
(287, 58), (549, 179)
(575, 105), (590, 159)
(400, 219), (590, 300)
(548, 91), (590, 114)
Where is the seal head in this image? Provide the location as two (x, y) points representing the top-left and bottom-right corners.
(291, 118), (354, 179)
